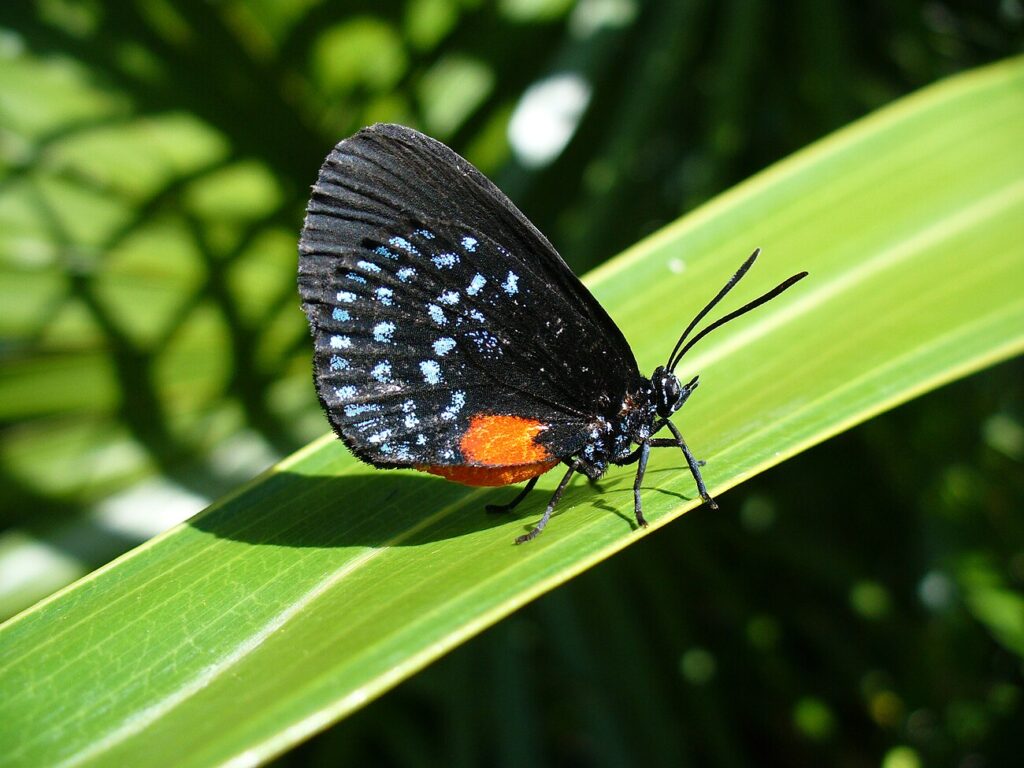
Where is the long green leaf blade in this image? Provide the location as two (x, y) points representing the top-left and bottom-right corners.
(2, 58), (1023, 768)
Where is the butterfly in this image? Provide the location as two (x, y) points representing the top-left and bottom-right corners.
(298, 124), (806, 543)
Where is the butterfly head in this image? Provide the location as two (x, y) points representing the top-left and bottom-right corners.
(651, 366), (698, 418)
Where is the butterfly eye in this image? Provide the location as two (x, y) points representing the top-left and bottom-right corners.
(652, 366), (683, 418)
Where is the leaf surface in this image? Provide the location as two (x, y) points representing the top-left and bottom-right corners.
(2, 58), (1023, 768)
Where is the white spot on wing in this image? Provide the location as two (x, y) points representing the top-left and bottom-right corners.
(432, 252), (459, 269)
(345, 403), (380, 417)
(426, 304), (446, 325)
(390, 236), (419, 255)
(501, 271), (519, 295)
(336, 291), (357, 303)
(441, 390), (467, 421)
(438, 290), (460, 306)
(420, 360), (441, 384)
(397, 267), (416, 282)
(467, 274), (486, 295)
(461, 236), (478, 252)
(375, 287), (394, 306)
(332, 308), (350, 322)
(373, 322), (396, 343)
(467, 330), (502, 358)
(433, 337), (456, 356)
(330, 335), (351, 349)
(370, 361), (392, 383)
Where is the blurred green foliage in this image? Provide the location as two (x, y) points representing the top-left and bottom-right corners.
(0, 0), (1022, 765)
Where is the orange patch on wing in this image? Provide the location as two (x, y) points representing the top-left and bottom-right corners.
(460, 414), (553, 466)
(417, 414), (558, 487)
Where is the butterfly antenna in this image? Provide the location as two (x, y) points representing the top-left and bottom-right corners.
(668, 268), (808, 371)
(665, 249), (760, 369)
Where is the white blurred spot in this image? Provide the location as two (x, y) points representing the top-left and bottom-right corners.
(0, 533), (82, 608)
(569, 0), (638, 38)
(509, 72), (592, 168)
(95, 478), (210, 540)
(0, 28), (26, 58)
(918, 571), (955, 611)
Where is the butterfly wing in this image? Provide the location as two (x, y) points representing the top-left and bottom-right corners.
(298, 124), (642, 469)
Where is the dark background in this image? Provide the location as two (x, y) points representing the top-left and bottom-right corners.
(0, 1), (1022, 765)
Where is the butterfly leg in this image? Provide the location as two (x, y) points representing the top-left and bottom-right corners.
(486, 476), (539, 514)
(647, 420), (706, 466)
(648, 439), (707, 467)
(655, 420), (718, 509)
(616, 445), (643, 466)
(515, 465), (575, 544)
(616, 420), (667, 467)
(632, 441), (651, 528)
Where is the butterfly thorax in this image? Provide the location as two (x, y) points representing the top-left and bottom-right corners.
(574, 381), (657, 480)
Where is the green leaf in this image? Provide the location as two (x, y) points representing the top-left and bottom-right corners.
(2, 57), (1023, 768)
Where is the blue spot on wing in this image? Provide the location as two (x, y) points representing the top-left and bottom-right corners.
(390, 236), (419, 255)
(433, 337), (456, 356)
(426, 304), (446, 325)
(432, 252), (459, 269)
(373, 321), (396, 343)
(501, 271), (519, 295)
(467, 274), (486, 295)
(419, 360), (441, 384)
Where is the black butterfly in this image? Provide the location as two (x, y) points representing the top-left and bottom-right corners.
(298, 124), (806, 543)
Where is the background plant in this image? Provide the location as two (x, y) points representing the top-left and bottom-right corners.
(1, 1), (1022, 766)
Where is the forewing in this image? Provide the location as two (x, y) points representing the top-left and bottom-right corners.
(298, 124), (642, 466)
